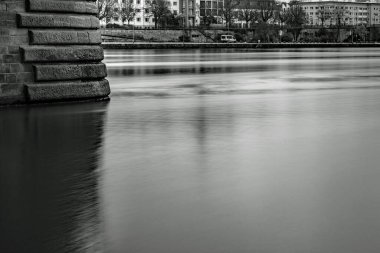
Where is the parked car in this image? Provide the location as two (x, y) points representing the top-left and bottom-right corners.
(220, 35), (236, 43)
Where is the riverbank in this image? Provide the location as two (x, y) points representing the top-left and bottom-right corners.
(102, 42), (380, 49)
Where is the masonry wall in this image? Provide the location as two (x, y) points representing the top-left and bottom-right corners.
(0, 0), (110, 105)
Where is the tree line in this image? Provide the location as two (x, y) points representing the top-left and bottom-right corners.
(97, 0), (308, 30)
(97, 0), (184, 28)
(97, 0), (370, 42)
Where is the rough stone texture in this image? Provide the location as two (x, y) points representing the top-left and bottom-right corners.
(34, 63), (107, 81)
(18, 13), (100, 29)
(0, 83), (26, 104)
(22, 46), (104, 62)
(26, 80), (110, 102)
(28, 0), (98, 15)
(0, 0), (33, 104)
(30, 30), (102, 45)
(0, 0), (109, 105)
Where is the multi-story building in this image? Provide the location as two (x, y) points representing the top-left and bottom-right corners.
(104, 0), (197, 27)
(299, 0), (380, 26)
(180, 0), (201, 26)
(199, 0), (223, 19)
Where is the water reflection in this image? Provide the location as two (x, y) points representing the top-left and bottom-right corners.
(0, 102), (108, 253)
(103, 93), (380, 253)
(2, 48), (380, 253)
(105, 48), (380, 97)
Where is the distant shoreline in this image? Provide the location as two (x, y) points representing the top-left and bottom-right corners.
(102, 42), (380, 50)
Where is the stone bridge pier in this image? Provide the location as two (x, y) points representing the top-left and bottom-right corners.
(0, 0), (110, 105)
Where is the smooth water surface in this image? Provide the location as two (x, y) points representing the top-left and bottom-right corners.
(2, 48), (380, 253)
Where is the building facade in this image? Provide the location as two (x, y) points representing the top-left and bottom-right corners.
(199, 0), (223, 18)
(104, 0), (199, 27)
(300, 0), (380, 26)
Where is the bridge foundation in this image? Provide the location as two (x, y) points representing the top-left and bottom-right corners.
(0, 0), (110, 105)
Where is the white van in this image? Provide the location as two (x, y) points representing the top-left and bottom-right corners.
(220, 35), (236, 43)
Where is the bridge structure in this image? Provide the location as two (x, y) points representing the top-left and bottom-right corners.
(0, 0), (110, 105)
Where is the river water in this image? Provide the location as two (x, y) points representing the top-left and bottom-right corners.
(2, 48), (380, 253)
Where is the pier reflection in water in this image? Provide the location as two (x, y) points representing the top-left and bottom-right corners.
(2, 48), (380, 253)
(0, 102), (108, 253)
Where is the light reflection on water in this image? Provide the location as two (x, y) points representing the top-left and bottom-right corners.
(2, 48), (380, 253)
(105, 48), (380, 97)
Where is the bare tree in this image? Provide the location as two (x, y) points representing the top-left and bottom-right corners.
(219, 0), (241, 29)
(331, 6), (348, 41)
(275, 1), (288, 27)
(97, 0), (116, 22)
(146, 0), (172, 28)
(316, 6), (331, 27)
(256, 0), (277, 23)
(119, 0), (136, 25)
(285, 0), (307, 41)
(238, 0), (258, 28)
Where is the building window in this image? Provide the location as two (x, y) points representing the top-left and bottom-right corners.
(137, 18), (141, 22)
(145, 18), (149, 22)
(173, 1), (177, 5)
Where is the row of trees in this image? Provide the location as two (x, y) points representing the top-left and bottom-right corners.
(207, 1), (370, 30)
(97, 0), (369, 41)
(97, 0), (178, 28)
(214, 0), (308, 39)
(97, 0), (308, 30)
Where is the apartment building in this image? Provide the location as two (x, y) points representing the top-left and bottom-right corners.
(105, 0), (197, 27)
(299, 0), (380, 26)
(180, 0), (201, 26)
(199, 0), (223, 18)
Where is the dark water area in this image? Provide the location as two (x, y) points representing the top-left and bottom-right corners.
(2, 48), (380, 253)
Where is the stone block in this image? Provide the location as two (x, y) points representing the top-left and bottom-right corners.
(6, 20), (18, 28)
(0, 64), (9, 73)
(16, 72), (34, 83)
(0, 29), (10, 36)
(18, 13), (100, 29)
(9, 29), (28, 36)
(0, 12), (15, 21)
(6, 2), (25, 12)
(7, 46), (20, 54)
(28, 0), (98, 15)
(0, 83), (25, 105)
(20, 64), (33, 72)
(22, 46), (104, 62)
(0, 47), (7, 54)
(34, 63), (107, 81)
(9, 63), (21, 72)
(0, 36), (10, 44)
(3, 54), (20, 63)
(5, 73), (17, 83)
(10, 35), (29, 44)
(30, 30), (102, 45)
(26, 79), (110, 102)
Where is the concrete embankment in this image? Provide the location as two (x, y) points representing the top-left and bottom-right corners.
(102, 42), (380, 50)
